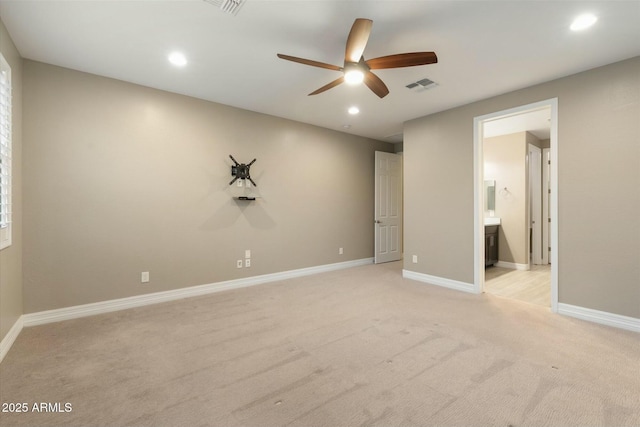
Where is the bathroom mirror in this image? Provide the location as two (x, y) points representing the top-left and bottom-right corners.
(484, 180), (496, 212)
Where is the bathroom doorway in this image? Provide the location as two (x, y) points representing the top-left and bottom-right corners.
(473, 99), (558, 311)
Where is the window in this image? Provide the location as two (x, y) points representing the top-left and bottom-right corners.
(0, 53), (11, 250)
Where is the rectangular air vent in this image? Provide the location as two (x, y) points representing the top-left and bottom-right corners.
(202, 0), (245, 16)
(406, 77), (438, 92)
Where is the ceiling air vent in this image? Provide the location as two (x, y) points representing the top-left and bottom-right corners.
(406, 77), (438, 92)
(202, 0), (245, 16)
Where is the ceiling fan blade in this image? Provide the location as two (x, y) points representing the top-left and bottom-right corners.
(277, 54), (343, 71)
(308, 76), (345, 96)
(366, 52), (438, 69)
(363, 71), (389, 98)
(345, 18), (373, 63)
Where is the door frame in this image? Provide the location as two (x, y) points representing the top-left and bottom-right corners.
(542, 148), (551, 265)
(473, 98), (558, 312)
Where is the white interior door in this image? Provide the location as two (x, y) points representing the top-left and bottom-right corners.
(529, 144), (542, 265)
(375, 151), (402, 264)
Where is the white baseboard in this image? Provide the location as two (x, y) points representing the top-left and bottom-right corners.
(558, 303), (640, 333)
(5, 259), (635, 363)
(495, 261), (530, 271)
(0, 315), (24, 363)
(402, 269), (475, 293)
(23, 258), (374, 328)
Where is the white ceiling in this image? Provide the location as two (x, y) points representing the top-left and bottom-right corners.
(1, 0), (639, 142)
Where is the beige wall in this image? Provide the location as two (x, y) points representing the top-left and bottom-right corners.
(484, 132), (528, 265)
(405, 57), (640, 318)
(0, 20), (23, 342)
(22, 60), (393, 313)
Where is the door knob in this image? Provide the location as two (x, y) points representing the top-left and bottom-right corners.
(375, 220), (382, 224)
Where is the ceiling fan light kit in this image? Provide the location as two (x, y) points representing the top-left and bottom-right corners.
(277, 18), (437, 98)
(344, 66), (365, 85)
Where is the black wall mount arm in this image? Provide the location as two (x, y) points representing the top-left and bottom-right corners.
(229, 155), (257, 186)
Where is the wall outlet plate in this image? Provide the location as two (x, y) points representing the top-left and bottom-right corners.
(141, 272), (150, 283)
(245, 249), (251, 259)
(245, 259), (251, 268)
(412, 255), (418, 263)
(236, 260), (243, 268)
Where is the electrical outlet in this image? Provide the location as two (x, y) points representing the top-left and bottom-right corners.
(245, 180), (251, 188)
(245, 249), (251, 259)
(339, 247), (343, 255)
(236, 179), (243, 187)
(236, 260), (243, 268)
(412, 255), (418, 264)
(141, 272), (150, 283)
(245, 259), (251, 268)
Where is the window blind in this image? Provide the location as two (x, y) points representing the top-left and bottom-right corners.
(0, 54), (12, 249)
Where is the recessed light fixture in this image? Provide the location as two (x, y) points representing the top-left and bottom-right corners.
(168, 52), (187, 67)
(348, 106), (360, 115)
(570, 13), (598, 31)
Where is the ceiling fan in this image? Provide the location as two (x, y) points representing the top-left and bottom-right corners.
(277, 18), (438, 98)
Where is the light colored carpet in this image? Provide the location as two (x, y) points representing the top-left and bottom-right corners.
(1, 261), (638, 427)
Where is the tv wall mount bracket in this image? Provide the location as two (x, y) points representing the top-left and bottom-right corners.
(229, 155), (257, 187)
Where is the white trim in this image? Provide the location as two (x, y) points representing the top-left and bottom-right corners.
(542, 147), (551, 265)
(473, 98), (559, 313)
(549, 100), (559, 313)
(23, 258), (374, 327)
(558, 303), (640, 333)
(402, 269), (475, 293)
(0, 315), (23, 363)
(473, 115), (483, 295)
(495, 261), (530, 271)
(529, 144), (542, 265)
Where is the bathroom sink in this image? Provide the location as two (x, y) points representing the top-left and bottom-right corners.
(484, 217), (501, 226)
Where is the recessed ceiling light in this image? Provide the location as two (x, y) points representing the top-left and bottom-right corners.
(570, 13), (598, 31)
(168, 52), (187, 67)
(348, 106), (360, 115)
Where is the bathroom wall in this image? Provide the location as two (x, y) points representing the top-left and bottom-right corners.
(484, 132), (531, 266)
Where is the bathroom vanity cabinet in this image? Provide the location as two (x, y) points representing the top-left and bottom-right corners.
(485, 225), (499, 267)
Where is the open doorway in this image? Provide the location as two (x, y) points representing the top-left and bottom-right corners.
(473, 99), (558, 312)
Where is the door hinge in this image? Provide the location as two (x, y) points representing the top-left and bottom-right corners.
(548, 247), (552, 251)
(548, 218), (551, 223)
